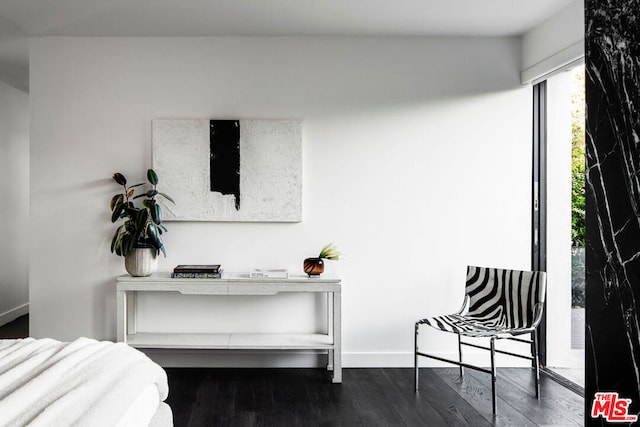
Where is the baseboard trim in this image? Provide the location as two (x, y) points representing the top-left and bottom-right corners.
(0, 303), (29, 327)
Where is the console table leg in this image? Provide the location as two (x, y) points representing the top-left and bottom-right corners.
(127, 291), (137, 336)
(327, 294), (334, 371)
(116, 290), (126, 343)
(332, 291), (342, 383)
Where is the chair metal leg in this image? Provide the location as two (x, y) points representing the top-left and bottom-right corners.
(457, 334), (464, 378)
(490, 337), (497, 414)
(533, 331), (540, 399)
(414, 322), (419, 391)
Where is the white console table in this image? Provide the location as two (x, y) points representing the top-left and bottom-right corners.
(116, 273), (342, 383)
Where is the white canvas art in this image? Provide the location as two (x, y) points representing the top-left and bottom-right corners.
(152, 119), (302, 222)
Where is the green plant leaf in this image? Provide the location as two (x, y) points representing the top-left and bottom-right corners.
(158, 192), (175, 204)
(151, 204), (162, 225)
(110, 194), (124, 211)
(124, 233), (136, 256)
(147, 222), (158, 243)
(123, 204), (137, 218)
(147, 223), (165, 256)
(147, 169), (159, 185)
(318, 242), (341, 260)
(136, 209), (149, 231)
(111, 202), (124, 223)
(130, 212), (139, 231)
(133, 190), (158, 199)
(115, 232), (127, 256)
(110, 225), (123, 253)
(113, 173), (127, 186)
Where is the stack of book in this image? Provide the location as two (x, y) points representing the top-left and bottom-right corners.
(171, 264), (222, 278)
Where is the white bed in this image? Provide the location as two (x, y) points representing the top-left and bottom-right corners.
(0, 337), (172, 426)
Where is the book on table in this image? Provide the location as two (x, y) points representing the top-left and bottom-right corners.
(249, 269), (289, 279)
(171, 271), (222, 279)
(173, 264), (221, 273)
(172, 264), (222, 278)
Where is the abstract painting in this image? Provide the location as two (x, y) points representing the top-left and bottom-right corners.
(152, 119), (302, 222)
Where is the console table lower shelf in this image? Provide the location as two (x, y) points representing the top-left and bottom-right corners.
(116, 273), (342, 383)
(125, 333), (333, 349)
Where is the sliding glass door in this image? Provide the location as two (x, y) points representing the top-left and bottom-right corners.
(535, 64), (585, 391)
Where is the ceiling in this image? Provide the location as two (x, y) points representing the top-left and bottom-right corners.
(0, 0), (574, 92)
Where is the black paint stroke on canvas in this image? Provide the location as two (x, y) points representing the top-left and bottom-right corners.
(210, 120), (240, 210)
(585, 0), (640, 421)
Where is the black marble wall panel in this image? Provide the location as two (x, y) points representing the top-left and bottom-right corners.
(585, 0), (640, 423)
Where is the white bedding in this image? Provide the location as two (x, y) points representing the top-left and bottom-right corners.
(0, 337), (171, 427)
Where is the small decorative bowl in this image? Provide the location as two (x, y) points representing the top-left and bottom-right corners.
(303, 257), (324, 276)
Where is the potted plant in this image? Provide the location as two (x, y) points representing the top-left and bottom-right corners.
(110, 169), (174, 276)
(303, 243), (340, 277)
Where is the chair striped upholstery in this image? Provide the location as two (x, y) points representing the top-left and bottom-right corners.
(415, 265), (547, 414)
(418, 266), (546, 337)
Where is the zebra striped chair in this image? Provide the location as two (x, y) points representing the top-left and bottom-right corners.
(414, 266), (547, 414)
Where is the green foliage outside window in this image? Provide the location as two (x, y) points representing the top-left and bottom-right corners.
(571, 67), (586, 247)
(571, 65), (586, 308)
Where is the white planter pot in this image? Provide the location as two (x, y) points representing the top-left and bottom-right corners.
(124, 248), (158, 277)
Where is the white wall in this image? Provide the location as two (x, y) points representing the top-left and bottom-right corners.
(30, 36), (533, 367)
(521, 0), (584, 84)
(0, 80), (29, 325)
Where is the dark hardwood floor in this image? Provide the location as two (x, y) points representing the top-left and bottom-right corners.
(165, 367), (584, 427)
(0, 314), (29, 338)
(0, 318), (583, 426)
